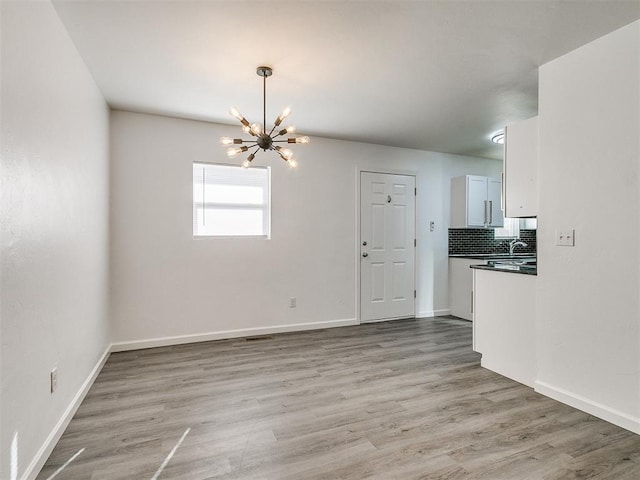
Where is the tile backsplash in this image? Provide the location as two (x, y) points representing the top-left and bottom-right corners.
(449, 228), (537, 255)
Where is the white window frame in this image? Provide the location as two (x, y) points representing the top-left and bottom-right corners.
(193, 162), (271, 238)
(494, 217), (520, 239)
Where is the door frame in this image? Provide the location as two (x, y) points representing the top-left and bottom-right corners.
(356, 167), (418, 324)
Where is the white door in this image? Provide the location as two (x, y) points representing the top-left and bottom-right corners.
(360, 172), (416, 322)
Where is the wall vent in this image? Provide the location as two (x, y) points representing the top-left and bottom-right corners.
(243, 335), (274, 342)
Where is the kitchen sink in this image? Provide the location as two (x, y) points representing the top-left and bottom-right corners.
(488, 258), (537, 266)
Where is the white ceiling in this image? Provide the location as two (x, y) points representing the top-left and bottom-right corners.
(52, 1), (640, 160)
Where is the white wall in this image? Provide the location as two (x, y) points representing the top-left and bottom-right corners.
(0, 2), (111, 478)
(536, 20), (640, 433)
(110, 110), (500, 347)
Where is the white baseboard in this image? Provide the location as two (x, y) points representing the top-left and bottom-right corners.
(417, 309), (451, 318)
(535, 380), (640, 435)
(111, 318), (359, 352)
(360, 315), (415, 324)
(22, 345), (111, 480)
(481, 357), (535, 389)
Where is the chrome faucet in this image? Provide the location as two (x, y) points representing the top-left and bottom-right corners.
(509, 239), (528, 255)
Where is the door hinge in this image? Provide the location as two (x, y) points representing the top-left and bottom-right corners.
(414, 187), (417, 196)
(414, 238), (417, 247)
(414, 290), (417, 298)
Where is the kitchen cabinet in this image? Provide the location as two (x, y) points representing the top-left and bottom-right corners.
(503, 116), (538, 217)
(448, 257), (488, 321)
(472, 268), (536, 387)
(450, 175), (504, 228)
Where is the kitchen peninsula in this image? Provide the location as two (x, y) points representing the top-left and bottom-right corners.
(472, 263), (536, 387)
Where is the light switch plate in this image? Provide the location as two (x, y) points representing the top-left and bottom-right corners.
(555, 229), (575, 246)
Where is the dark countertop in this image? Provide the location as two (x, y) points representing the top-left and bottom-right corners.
(449, 253), (535, 259)
(470, 263), (537, 276)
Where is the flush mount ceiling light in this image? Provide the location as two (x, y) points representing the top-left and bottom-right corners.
(491, 131), (505, 145)
(221, 66), (309, 169)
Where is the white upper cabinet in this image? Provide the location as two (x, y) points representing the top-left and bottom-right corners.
(450, 175), (504, 228)
(503, 116), (538, 218)
(467, 176), (489, 226)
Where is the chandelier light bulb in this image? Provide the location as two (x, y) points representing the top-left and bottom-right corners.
(229, 107), (242, 121)
(275, 146), (293, 160)
(288, 158), (298, 169)
(275, 106), (292, 126)
(230, 107), (250, 127)
(250, 123), (263, 136)
(278, 125), (296, 136)
(242, 125), (251, 133)
(242, 153), (256, 168)
(227, 146), (248, 158)
(221, 137), (243, 145)
(287, 136), (310, 144)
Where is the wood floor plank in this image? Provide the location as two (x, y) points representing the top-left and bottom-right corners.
(37, 317), (640, 479)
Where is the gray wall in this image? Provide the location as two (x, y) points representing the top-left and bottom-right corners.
(1, 2), (111, 477)
(536, 20), (639, 433)
(109, 110), (501, 348)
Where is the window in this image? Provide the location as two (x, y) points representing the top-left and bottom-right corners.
(193, 163), (270, 237)
(494, 217), (520, 239)
(494, 217), (538, 239)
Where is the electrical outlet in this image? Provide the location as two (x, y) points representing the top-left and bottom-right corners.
(289, 297), (297, 308)
(50, 368), (57, 394)
(429, 221), (435, 232)
(555, 229), (575, 246)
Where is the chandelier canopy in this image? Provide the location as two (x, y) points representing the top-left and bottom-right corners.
(221, 66), (309, 168)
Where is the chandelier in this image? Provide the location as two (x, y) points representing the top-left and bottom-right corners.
(221, 66), (309, 168)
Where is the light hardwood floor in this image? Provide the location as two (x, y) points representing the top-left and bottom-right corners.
(38, 317), (640, 479)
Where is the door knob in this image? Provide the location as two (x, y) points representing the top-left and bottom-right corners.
(362, 241), (367, 246)
(362, 252), (368, 258)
